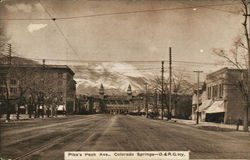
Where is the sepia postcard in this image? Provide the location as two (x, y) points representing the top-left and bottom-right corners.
(0, 0), (250, 160)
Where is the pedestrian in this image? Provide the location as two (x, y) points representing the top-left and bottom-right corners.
(236, 119), (242, 131)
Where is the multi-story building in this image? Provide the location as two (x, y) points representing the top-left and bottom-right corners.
(191, 81), (207, 120)
(0, 64), (76, 113)
(199, 67), (250, 124)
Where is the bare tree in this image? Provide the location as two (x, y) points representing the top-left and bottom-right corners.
(150, 72), (193, 118)
(212, 0), (249, 132)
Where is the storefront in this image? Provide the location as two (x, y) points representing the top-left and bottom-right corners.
(205, 100), (225, 123)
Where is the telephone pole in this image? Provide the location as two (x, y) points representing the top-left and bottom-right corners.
(5, 43), (12, 121)
(7, 43), (12, 65)
(243, 1), (250, 132)
(154, 88), (158, 114)
(248, 2), (250, 132)
(168, 47), (172, 120)
(161, 61), (164, 120)
(194, 70), (203, 124)
(145, 82), (148, 118)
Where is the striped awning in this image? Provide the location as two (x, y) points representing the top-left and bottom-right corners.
(205, 101), (225, 113)
(197, 99), (213, 112)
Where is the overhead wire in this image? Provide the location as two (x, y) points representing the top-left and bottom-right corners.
(28, 57), (220, 66)
(177, 1), (241, 15)
(0, 1), (237, 76)
(38, 1), (83, 61)
(0, 2), (241, 21)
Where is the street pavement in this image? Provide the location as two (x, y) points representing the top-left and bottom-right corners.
(0, 114), (250, 160)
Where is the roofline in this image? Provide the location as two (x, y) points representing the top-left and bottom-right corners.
(0, 64), (75, 75)
(207, 67), (246, 78)
(207, 67), (228, 77)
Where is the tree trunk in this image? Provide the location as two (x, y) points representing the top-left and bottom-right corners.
(34, 105), (38, 118)
(243, 97), (249, 132)
(16, 105), (20, 120)
(42, 105), (44, 118)
(5, 82), (10, 121)
(55, 105), (57, 117)
(28, 104), (32, 118)
(6, 101), (10, 121)
(47, 105), (50, 117)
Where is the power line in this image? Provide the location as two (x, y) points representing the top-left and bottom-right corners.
(55, 2), (241, 20)
(202, 6), (241, 15)
(177, 1), (241, 15)
(27, 57), (219, 65)
(82, 68), (159, 70)
(0, 2), (241, 21)
(2, 55), (222, 68)
(38, 1), (83, 61)
(172, 60), (218, 65)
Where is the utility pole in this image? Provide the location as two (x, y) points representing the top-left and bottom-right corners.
(154, 88), (158, 114)
(43, 59), (46, 68)
(194, 70), (203, 124)
(161, 61), (164, 120)
(42, 59), (46, 118)
(145, 82), (148, 118)
(168, 47), (172, 120)
(6, 43), (12, 121)
(7, 43), (12, 65)
(248, 2), (250, 132)
(242, 1), (250, 132)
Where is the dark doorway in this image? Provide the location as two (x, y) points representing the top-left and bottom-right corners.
(205, 112), (225, 123)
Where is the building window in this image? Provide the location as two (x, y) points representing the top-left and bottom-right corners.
(208, 87), (211, 99)
(212, 85), (218, 98)
(0, 79), (5, 85)
(10, 79), (17, 85)
(57, 92), (63, 97)
(219, 84), (223, 98)
(10, 88), (17, 94)
(0, 87), (7, 94)
(58, 80), (63, 86)
(58, 73), (63, 78)
(57, 92), (63, 102)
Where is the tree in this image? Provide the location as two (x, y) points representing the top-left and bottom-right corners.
(213, 0), (250, 132)
(150, 72), (194, 117)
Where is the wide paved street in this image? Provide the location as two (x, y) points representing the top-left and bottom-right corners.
(1, 114), (250, 160)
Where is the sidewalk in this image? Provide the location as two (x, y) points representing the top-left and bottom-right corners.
(0, 114), (66, 123)
(168, 118), (250, 132)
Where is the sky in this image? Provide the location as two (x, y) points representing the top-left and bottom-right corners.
(0, 0), (244, 82)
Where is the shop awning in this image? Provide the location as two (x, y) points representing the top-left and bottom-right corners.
(205, 100), (225, 113)
(196, 99), (213, 112)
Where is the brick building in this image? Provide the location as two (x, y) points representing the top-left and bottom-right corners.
(0, 64), (76, 114)
(197, 67), (250, 124)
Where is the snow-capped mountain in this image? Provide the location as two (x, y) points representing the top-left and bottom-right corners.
(71, 62), (194, 96)
(71, 62), (151, 95)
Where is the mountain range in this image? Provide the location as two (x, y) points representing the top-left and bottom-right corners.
(71, 63), (150, 95)
(0, 55), (194, 95)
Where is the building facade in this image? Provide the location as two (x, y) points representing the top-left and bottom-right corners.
(0, 64), (76, 114)
(198, 67), (250, 124)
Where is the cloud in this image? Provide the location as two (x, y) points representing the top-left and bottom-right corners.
(5, 3), (32, 13)
(148, 45), (158, 52)
(27, 24), (47, 33)
(102, 63), (144, 77)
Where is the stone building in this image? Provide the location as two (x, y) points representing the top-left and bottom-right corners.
(96, 84), (135, 114)
(0, 64), (76, 114)
(198, 67), (250, 124)
(192, 83), (206, 120)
